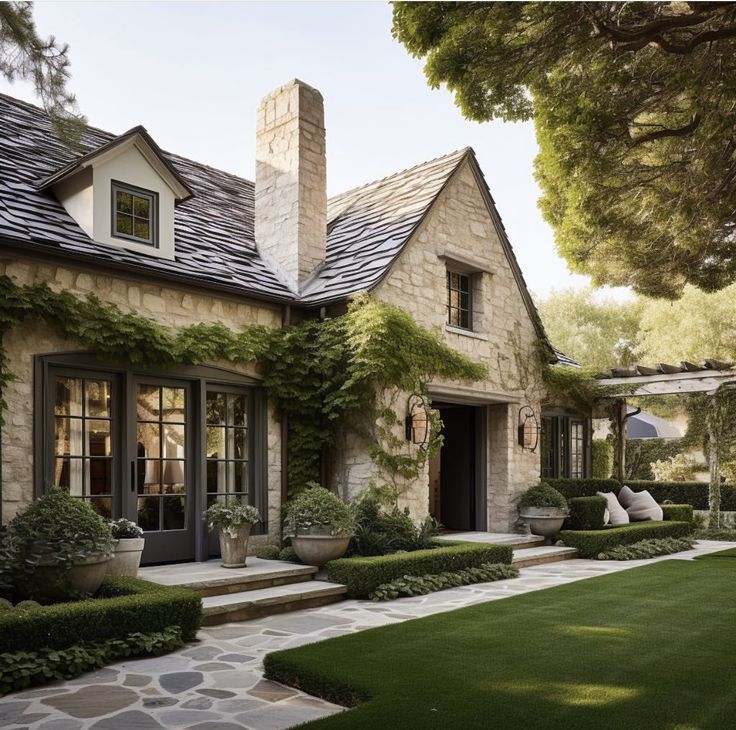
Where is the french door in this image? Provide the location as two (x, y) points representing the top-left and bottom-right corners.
(49, 371), (194, 563)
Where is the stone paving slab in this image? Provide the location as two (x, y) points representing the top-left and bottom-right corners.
(2, 540), (731, 729)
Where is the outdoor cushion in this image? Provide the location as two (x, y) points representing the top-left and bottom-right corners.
(597, 492), (629, 525)
(619, 486), (663, 522)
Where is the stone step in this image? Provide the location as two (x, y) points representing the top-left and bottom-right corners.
(511, 546), (578, 568)
(437, 532), (546, 551)
(201, 580), (347, 626)
(138, 558), (318, 598)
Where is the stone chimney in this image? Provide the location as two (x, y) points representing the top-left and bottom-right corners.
(255, 79), (327, 290)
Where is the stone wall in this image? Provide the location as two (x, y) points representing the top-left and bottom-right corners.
(0, 256), (283, 546)
(333, 159), (545, 530)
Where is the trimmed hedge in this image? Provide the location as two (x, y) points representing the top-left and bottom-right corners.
(661, 504), (694, 523)
(559, 521), (692, 559)
(566, 496), (607, 530)
(546, 478), (736, 511)
(0, 577), (201, 654)
(326, 541), (513, 599)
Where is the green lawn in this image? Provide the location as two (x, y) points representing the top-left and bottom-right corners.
(265, 552), (736, 729)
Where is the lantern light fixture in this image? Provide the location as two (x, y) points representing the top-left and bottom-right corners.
(517, 405), (539, 452)
(405, 394), (430, 446)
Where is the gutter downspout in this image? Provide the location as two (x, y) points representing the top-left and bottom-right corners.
(280, 305), (291, 507)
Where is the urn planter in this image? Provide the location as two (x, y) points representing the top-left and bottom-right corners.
(219, 523), (253, 568)
(520, 507), (567, 538)
(292, 527), (350, 566)
(107, 537), (145, 577)
(31, 553), (112, 601)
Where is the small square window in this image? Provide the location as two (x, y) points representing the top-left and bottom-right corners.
(111, 183), (157, 247)
(447, 270), (472, 329)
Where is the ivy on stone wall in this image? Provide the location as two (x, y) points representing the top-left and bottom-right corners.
(0, 277), (486, 497)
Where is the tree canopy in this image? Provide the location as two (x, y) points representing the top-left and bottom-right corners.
(392, 2), (736, 298)
(537, 287), (641, 370)
(0, 1), (82, 137)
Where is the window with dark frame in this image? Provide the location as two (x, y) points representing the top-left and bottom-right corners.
(112, 182), (157, 246)
(540, 415), (587, 479)
(447, 270), (472, 329)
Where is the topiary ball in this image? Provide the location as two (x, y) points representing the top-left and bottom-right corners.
(0, 597), (13, 612)
(14, 599), (42, 611)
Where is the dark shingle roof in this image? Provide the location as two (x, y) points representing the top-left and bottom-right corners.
(0, 93), (560, 360)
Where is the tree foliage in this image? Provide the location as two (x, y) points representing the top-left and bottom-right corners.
(538, 287), (641, 370)
(0, 1), (83, 138)
(393, 2), (736, 298)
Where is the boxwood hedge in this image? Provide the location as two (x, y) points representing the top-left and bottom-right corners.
(326, 541), (513, 598)
(0, 577), (201, 654)
(661, 504), (694, 523)
(545, 478), (736, 511)
(559, 521), (692, 559)
(566, 496), (607, 530)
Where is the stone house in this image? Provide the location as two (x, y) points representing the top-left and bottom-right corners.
(0, 80), (589, 564)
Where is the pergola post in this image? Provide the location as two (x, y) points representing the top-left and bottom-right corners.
(614, 398), (626, 483)
(707, 404), (722, 530)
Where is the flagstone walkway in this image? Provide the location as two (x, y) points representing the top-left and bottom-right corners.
(2, 540), (731, 730)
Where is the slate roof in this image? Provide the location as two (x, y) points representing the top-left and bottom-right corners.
(0, 92), (556, 359)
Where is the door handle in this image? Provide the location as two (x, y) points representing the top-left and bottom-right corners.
(130, 461), (136, 493)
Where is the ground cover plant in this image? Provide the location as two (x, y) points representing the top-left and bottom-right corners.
(596, 537), (695, 561)
(265, 555), (736, 728)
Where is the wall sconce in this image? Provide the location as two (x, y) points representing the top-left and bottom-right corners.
(518, 405), (539, 452)
(405, 394), (430, 446)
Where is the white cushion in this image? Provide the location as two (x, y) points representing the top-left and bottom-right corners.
(620, 486), (663, 522)
(603, 507), (610, 526)
(597, 492), (630, 525)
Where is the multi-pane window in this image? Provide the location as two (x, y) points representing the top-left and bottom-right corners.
(112, 183), (156, 245)
(570, 420), (585, 479)
(540, 417), (555, 479)
(206, 390), (249, 507)
(54, 377), (113, 517)
(136, 385), (187, 531)
(447, 270), (472, 329)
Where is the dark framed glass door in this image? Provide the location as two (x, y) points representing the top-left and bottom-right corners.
(128, 377), (195, 563)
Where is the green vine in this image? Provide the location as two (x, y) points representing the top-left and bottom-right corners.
(0, 278), (486, 497)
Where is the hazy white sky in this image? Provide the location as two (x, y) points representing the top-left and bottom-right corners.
(1, 0), (631, 300)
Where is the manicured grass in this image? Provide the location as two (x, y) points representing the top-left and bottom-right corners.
(265, 558), (736, 729)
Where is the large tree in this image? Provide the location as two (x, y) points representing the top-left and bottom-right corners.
(393, 2), (736, 298)
(537, 287), (641, 370)
(0, 1), (82, 137)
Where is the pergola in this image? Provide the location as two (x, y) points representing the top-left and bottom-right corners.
(596, 359), (736, 483)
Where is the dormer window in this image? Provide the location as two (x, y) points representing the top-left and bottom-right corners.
(112, 182), (158, 247)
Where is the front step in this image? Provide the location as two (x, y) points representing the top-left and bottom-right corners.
(512, 546), (578, 568)
(437, 532), (546, 551)
(139, 558), (318, 598)
(201, 581), (347, 626)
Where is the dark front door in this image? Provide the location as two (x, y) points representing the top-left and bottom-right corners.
(128, 378), (195, 563)
(438, 405), (476, 531)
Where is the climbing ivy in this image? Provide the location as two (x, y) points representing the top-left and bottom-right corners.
(0, 278), (486, 496)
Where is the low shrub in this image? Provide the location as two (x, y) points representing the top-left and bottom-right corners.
(0, 577), (201, 654)
(518, 483), (568, 511)
(284, 484), (354, 537)
(255, 545), (281, 560)
(695, 528), (736, 541)
(279, 546), (299, 562)
(369, 563), (519, 601)
(661, 504), (694, 523)
(566, 496), (607, 530)
(349, 491), (438, 556)
(327, 541), (513, 598)
(559, 521), (692, 559)
(544, 478), (620, 499)
(597, 537), (695, 561)
(0, 625), (183, 695)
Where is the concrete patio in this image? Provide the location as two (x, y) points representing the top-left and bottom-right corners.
(1, 539), (732, 730)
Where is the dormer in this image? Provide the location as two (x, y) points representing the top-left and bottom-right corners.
(38, 127), (193, 260)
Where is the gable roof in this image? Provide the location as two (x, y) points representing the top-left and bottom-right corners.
(37, 125), (194, 202)
(0, 92), (557, 359)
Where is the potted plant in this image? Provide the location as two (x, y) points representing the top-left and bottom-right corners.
(204, 501), (261, 568)
(8, 487), (113, 601)
(284, 484), (354, 565)
(107, 518), (145, 577)
(518, 482), (569, 538)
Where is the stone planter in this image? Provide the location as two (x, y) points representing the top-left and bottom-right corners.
(520, 507), (567, 538)
(107, 537), (145, 578)
(291, 531), (350, 566)
(219, 523), (253, 568)
(29, 553), (112, 601)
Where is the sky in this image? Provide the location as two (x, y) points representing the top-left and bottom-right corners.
(0, 0), (631, 301)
